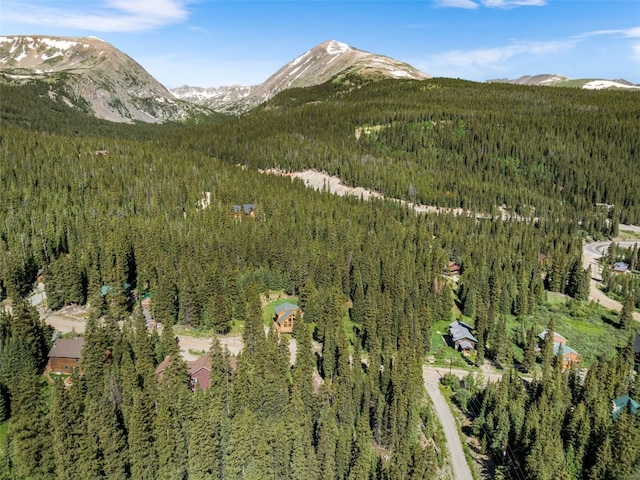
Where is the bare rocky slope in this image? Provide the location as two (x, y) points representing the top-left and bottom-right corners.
(0, 35), (211, 123)
(171, 40), (430, 114)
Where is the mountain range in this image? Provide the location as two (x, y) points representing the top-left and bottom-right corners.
(1, 35), (637, 124)
(170, 40), (429, 114)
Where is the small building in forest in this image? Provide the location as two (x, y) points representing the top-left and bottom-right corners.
(611, 395), (640, 420)
(156, 354), (212, 391)
(47, 337), (85, 374)
(273, 303), (301, 334)
(243, 203), (256, 217)
(449, 320), (478, 355)
(613, 262), (630, 274)
(537, 330), (567, 350)
(156, 353), (237, 391)
(553, 343), (580, 370)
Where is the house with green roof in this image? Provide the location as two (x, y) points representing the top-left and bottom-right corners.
(611, 395), (640, 420)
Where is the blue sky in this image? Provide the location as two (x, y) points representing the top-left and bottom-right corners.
(2, 0), (639, 88)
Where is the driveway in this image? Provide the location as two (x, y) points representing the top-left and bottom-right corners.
(423, 366), (475, 480)
(582, 237), (640, 322)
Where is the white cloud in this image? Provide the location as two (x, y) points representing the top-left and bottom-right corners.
(434, 0), (479, 9)
(429, 39), (574, 68)
(1, 0), (191, 33)
(579, 26), (640, 39)
(481, 0), (546, 7)
(435, 0), (545, 8)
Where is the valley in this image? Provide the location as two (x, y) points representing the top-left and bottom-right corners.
(1, 34), (639, 480)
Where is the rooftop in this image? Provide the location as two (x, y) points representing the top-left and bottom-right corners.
(48, 337), (85, 359)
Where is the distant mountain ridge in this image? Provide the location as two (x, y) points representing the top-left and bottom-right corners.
(0, 35), (211, 123)
(171, 40), (430, 114)
(488, 74), (640, 90)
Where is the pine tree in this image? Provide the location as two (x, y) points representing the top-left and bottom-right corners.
(243, 283), (264, 355)
(128, 390), (157, 480)
(9, 372), (55, 479)
(620, 294), (634, 330)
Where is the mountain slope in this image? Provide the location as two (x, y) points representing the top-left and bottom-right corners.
(0, 35), (213, 123)
(171, 40), (429, 114)
(488, 73), (640, 90)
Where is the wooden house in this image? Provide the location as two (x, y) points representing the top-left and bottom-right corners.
(274, 303), (301, 334)
(537, 330), (567, 351)
(448, 261), (461, 276)
(233, 205), (243, 218)
(553, 343), (580, 370)
(449, 320), (478, 355)
(156, 353), (237, 391)
(47, 337), (85, 374)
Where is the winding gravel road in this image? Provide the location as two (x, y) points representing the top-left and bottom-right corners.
(582, 233), (640, 322)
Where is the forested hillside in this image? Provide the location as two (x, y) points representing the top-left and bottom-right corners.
(0, 75), (639, 479)
(174, 76), (640, 228)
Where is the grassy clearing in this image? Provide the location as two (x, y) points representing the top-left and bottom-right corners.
(0, 420), (9, 458)
(617, 229), (640, 241)
(429, 290), (638, 369)
(262, 297), (299, 326)
(0, 420), (8, 443)
(516, 297), (638, 367)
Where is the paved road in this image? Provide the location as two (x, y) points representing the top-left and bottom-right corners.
(582, 237), (640, 322)
(423, 366), (475, 480)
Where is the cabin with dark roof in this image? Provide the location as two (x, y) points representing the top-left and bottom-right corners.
(243, 203), (256, 217)
(613, 262), (630, 274)
(47, 337), (85, 374)
(449, 320), (478, 355)
(274, 303), (301, 334)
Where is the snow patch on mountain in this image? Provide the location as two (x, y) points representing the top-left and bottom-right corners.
(582, 80), (640, 90)
(0, 35), (212, 123)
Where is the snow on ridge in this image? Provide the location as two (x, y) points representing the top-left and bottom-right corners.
(389, 70), (412, 78)
(0, 37), (13, 44)
(326, 41), (350, 55)
(583, 80), (640, 90)
(291, 50), (311, 66)
(42, 51), (63, 61)
(42, 38), (78, 50)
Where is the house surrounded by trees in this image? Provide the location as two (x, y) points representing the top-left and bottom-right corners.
(273, 303), (301, 334)
(47, 337), (85, 374)
(449, 320), (477, 355)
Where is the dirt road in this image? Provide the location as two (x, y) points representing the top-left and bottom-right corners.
(582, 236), (640, 322)
(423, 366), (475, 480)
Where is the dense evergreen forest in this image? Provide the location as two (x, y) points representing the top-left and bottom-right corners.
(0, 76), (639, 479)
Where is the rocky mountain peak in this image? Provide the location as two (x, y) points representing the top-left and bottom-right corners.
(0, 35), (210, 123)
(171, 39), (430, 114)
